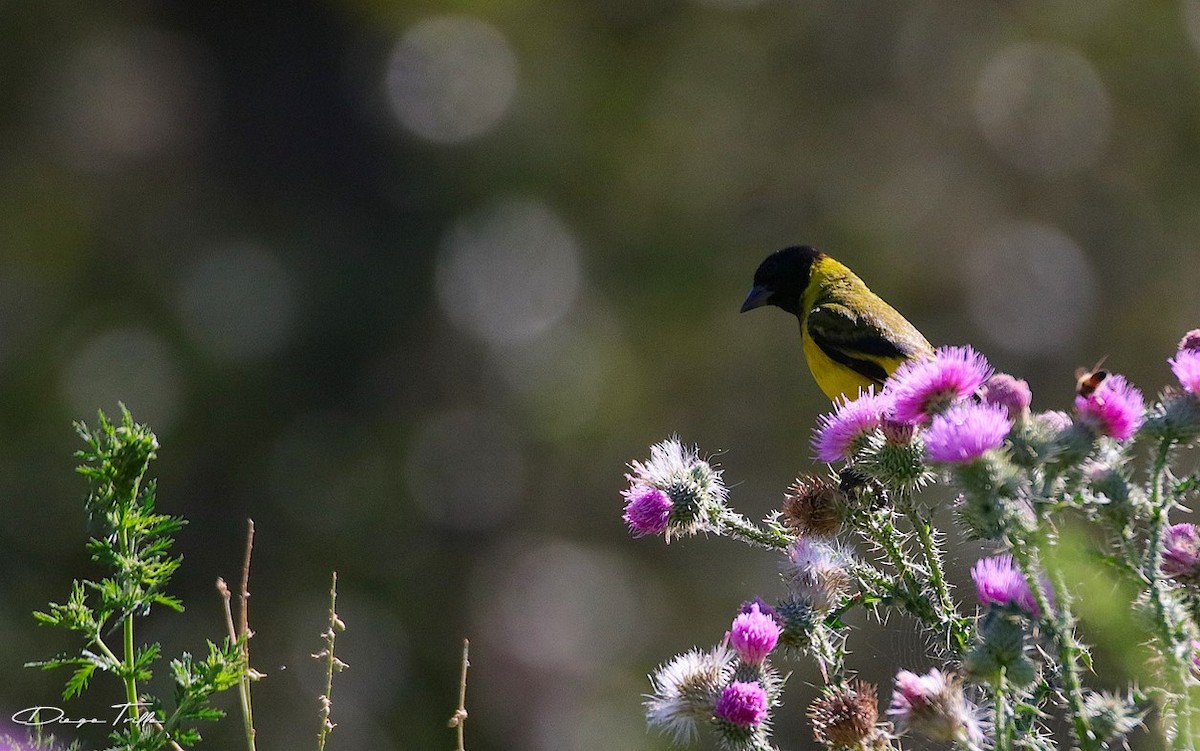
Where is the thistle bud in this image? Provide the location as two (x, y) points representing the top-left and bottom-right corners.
(887, 669), (985, 747)
(623, 437), (727, 541)
(782, 475), (847, 537)
(808, 680), (883, 750)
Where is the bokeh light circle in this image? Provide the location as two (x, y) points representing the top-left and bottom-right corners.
(385, 15), (518, 143)
(493, 323), (611, 437)
(965, 220), (1099, 356)
(60, 326), (182, 431)
(436, 197), (581, 346)
(404, 408), (524, 531)
(176, 242), (299, 363)
(476, 540), (644, 676)
(50, 27), (211, 171)
(974, 43), (1111, 176)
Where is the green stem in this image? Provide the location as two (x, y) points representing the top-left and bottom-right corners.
(863, 509), (927, 586)
(1010, 544), (1097, 751)
(856, 507), (971, 653)
(122, 615), (140, 722)
(451, 639), (469, 751)
(808, 623), (843, 683)
(117, 520), (141, 727)
(902, 501), (969, 653)
(1144, 442), (1173, 581)
(238, 521), (258, 751)
(715, 510), (792, 550)
(1143, 441), (1195, 749)
(993, 669), (1012, 751)
(238, 648), (256, 751)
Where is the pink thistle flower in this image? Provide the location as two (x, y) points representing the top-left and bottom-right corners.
(622, 485), (673, 537)
(811, 388), (892, 463)
(888, 669), (985, 746)
(714, 681), (769, 727)
(729, 603), (781, 664)
(1036, 409), (1073, 433)
(1163, 523), (1200, 579)
(886, 345), (993, 424)
(623, 438), (727, 540)
(1170, 349), (1200, 395)
(1074, 373), (1145, 441)
(979, 373), (1032, 421)
(924, 402), (1012, 464)
(971, 554), (1041, 617)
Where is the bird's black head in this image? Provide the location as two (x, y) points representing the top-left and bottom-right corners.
(739, 245), (822, 317)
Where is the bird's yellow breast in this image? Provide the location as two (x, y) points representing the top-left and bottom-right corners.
(800, 327), (880, 401)
(798, 257), (920, 401)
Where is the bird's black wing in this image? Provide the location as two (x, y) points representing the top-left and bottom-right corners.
(806, 302), (911, 385)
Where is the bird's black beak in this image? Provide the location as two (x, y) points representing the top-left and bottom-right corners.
(740, 285), (772, 313)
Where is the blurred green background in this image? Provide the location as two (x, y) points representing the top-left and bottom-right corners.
(2, 1), (1200, 749)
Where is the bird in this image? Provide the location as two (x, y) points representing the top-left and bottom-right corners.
(740, 245), (933, 401)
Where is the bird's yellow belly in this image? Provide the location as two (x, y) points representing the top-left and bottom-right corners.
(801, 329), (905, 401)
(801, 331), (871, 401)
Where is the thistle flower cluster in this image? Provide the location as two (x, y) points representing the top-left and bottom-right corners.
(645, 603), (784, 749)
(623, 330), (1200, 751)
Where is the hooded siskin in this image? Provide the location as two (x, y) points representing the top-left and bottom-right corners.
(741, 245), (932, 401)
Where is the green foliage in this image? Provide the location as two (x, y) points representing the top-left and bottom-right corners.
(26, 406), (246, 751)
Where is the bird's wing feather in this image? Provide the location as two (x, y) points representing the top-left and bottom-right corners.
(806, 302), (913, 384)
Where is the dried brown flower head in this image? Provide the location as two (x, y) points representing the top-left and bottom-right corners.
(808, 679), (880, 749)
(782, 475), (847, 537)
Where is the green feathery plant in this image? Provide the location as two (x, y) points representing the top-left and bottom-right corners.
(22, 405), (350, 751)
(27, 406), (245, 750)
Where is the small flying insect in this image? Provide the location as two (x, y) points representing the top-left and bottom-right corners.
(1075, 357), (1109, 398)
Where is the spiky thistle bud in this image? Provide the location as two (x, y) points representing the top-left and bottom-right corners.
(773, 596), (822, 653)
(855, 429), (934, 495)
(645, 645), (734, 744)
(782, 475), (847, 537)
(965, 609), (1038, 688)
(784, 537), (853, 614)
(887, 669), (986, 747)
(623, 437), (727, 541)
(951, 455), (1027, 541)
(1082, 690), (1148, 747)
(808, 679), (883, 750)
(1141, 386), (1200, 445)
